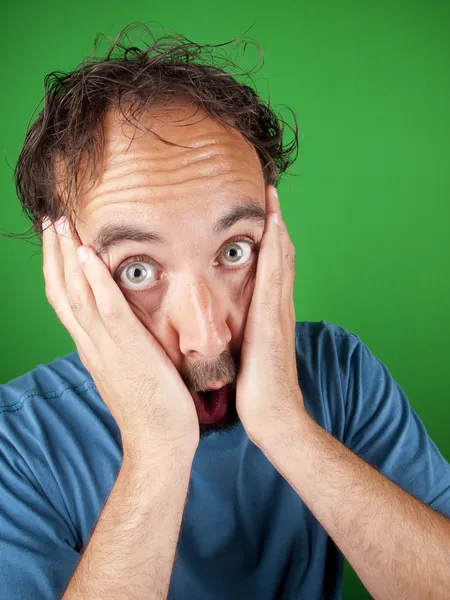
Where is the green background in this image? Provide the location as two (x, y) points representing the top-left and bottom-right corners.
(1, 1), (449, 598)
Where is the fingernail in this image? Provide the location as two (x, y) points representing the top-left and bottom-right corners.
(41, 216), (51, 231)
(55, 217), (66, 234)
(272, 211), (279, 224)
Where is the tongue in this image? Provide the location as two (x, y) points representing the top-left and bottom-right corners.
(192, 384), (229, 424)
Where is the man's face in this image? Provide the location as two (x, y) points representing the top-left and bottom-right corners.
(75, 103), (267, 438)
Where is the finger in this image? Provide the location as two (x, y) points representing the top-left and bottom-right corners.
(271, 188), (297, 312)
(73, 241), (152, 350)
(251, 186), (283, 321)
(42, 217), (99, 356)
(55, 217), (111, 349)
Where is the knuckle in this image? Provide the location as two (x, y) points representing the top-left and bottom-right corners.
(111, 326), (138, 350)
(285, 251), (295, 272)
(69, 293), (85, 316)
(270, 267), (283, 290)
(101, 305), (122, 326)
(101, 303), (119, 320)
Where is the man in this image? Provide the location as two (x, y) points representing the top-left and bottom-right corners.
(1, 23), (449, 599)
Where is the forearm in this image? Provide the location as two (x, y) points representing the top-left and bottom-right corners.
(62, 446), (195, 600)
(258, 411), (450, 600)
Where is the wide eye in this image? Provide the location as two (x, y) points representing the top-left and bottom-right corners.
(116, 259), (158, 290)
(219, 240), (253, 266)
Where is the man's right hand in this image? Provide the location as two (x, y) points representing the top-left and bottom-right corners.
(41, 215), (200, 456)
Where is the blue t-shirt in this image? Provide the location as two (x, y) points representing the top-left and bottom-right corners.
(1, 320), (449, 599)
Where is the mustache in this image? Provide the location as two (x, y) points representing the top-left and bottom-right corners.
(181, 352), (238, 393)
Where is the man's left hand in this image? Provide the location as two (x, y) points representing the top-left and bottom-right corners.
(236, 185), (307, 446)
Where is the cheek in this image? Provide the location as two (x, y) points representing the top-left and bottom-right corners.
(225, 267), (256, 308)
(121, 292), (162, 328)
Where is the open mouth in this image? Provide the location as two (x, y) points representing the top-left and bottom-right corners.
(192, 383), (233, 424)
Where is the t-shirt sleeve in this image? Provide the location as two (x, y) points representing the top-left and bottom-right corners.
(343, 338), (450, 517)
(0, 431), (80, 599)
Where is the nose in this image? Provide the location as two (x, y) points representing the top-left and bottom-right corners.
(170, 275), (232, 358)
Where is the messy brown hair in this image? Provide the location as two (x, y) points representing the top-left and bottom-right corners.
(8, 22), (299, 244)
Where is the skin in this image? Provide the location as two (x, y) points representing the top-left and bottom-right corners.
(70, 102), (269, 438)
(43, 98), (450, 600)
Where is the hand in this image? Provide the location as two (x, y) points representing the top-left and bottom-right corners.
(41, 216), (200, 456)
(236, 186), (306, 446)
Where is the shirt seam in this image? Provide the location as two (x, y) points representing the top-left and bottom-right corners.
(0, 376), (96, 416)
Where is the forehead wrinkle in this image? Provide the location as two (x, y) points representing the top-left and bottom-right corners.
(101, 126), (250, 170)
(91, 151), (252, 200)
(80, 105), (265, 228)
(102, 140), (238, 169)
(103, 119), (248, 156)
(89, 172), (241, 205)
(92, 126), (259, 188)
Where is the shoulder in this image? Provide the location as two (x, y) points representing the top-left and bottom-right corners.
(294, 320), (363, 439)
(0, 351), (97, 427)
(295, 319), (361, 350)
(0, 351), (121, 471)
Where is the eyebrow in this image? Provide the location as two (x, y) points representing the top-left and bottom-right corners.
(91, 199), (266, 255)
